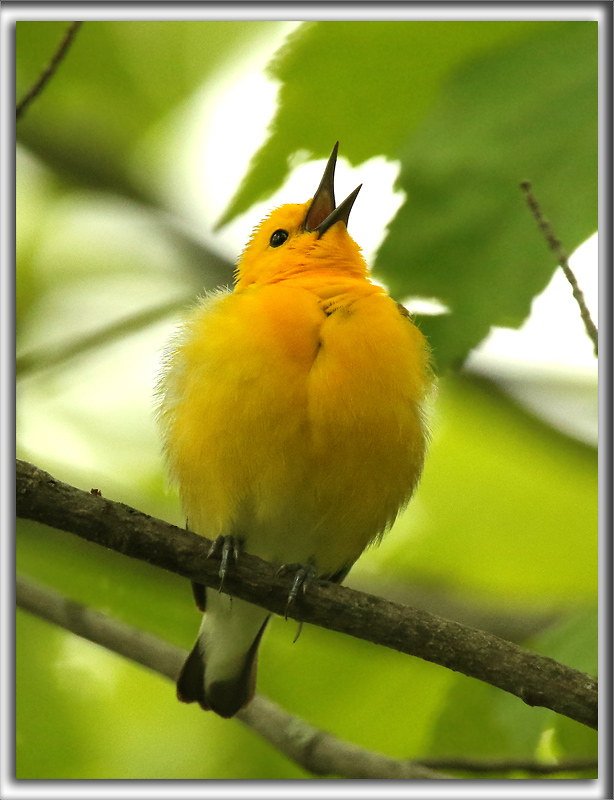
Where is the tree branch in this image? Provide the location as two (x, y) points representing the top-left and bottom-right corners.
(16, 298), (188, 378)
(16, 458), (598, 730)
(16, 22), (84, 122)
(16, 575), (449, 780)
(417, 755), (597, 776)
(15, 208), (235, 380)
(520, 181), (598, 357)
(350, 577), (559, 644)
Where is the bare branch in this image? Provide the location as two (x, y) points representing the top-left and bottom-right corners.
(351, 577), (559, 644)
(16, 298), (188, 378)
(521, 181), (598, 357)
(418, 755), (597, 775)
(16, 458), (598, 730)
(15, 210), (234, 380)
(240, 699), (449, 778)
(16, 575), (449, 780)
(17, 573), (182, 680)
(16, 22), (84, 122)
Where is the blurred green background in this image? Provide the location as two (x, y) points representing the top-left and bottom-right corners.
(16, 20), (597, 779)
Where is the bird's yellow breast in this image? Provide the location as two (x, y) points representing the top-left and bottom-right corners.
(158, 278), (430, 577)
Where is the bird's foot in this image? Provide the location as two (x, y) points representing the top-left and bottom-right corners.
(207, 535), (243, 592)
(275, 560), (318, 620)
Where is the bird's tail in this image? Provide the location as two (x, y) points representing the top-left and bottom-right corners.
(177, 592), (270, 718)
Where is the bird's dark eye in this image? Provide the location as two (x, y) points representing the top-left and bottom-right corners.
(269, 229), (289, 248)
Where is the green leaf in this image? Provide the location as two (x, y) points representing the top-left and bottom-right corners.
(220, 20), (545, 224)
(381, 21), (597, 369)
(221, 21), (596, 371)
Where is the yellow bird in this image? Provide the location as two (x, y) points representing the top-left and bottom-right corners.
(156, 143), (432, 718)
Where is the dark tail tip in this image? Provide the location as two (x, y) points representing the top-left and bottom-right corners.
(177, 615), (271, 718)
(206, 615), (270, 718)
(176, 642), (210, 710)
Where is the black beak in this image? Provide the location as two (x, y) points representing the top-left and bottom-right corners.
(303, 142), (361, 237)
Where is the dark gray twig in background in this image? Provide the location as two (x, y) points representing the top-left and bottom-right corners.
(418, 755), (597, 775)
(521, 181), (598, 357)
(16, 574), (449, 779)
(16, 21), (83, 121)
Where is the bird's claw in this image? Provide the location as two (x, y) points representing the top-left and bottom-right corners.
(275, 561), (318, 620)
(207, 535), (242, 591)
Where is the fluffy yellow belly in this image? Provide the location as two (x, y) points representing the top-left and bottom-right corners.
(157, 281), (429, 577)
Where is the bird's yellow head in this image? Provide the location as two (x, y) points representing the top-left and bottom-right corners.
(235, 143), (368, 291)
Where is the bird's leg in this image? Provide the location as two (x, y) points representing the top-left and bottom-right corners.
(190, 581), (207, 611)
(186, 519), (207, 610)
(275, 559), (318, 620)
(207, 535), (243, 592)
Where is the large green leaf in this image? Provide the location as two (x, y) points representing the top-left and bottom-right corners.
(220, 20), (545, 223)
(220, 21), (597, 371)
(381, 21), (597, 369)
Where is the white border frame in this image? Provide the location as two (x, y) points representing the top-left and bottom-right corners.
(3, 3), (610, 799)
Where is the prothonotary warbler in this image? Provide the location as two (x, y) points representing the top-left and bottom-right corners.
(156, 143), (432, 718)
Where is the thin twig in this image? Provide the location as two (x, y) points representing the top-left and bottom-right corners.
(15, 458), (598, 730)
(418, 755), (597, 775)
(521, 181), (598, 357)
(16, 21), (83, 121)
(15, 207), (235, 380)
(15, 575), (449, 780)
(16, 298), (189, 378)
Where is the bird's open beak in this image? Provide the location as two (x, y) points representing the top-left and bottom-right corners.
(303, 142), (361, 237)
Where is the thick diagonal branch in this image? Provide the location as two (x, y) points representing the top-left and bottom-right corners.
(16, 458), (598, 730)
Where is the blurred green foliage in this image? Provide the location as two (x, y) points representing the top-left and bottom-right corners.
(16, 21), (274, 199)
(425, 610), (598, 779)
(15, 21), (597, 780)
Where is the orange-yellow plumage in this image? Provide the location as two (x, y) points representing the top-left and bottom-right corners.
(156, 144), (431, 717)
